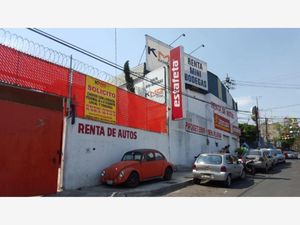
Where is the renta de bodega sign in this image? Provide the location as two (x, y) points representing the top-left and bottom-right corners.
(170, 46), (185, 120)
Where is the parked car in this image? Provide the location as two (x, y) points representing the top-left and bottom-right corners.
(100, 149), (174, 187)
(261, 148), (278, 166)
(283, 150), (299, 159)
(245, 149), (273, 173)
(192, 153), (245, 187)
(275, 149), (286, 163)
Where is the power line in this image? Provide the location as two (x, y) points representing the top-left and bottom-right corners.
(236, 83), (300, 90)
(235, 80), (300, 87)
(27, 28), (243, 114)
(263, 103), (300, 111)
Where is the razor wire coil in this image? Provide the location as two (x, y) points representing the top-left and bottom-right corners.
(0, 28), (125, 86)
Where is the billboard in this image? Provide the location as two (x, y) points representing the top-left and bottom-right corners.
(134, 66), (166, 104)
(84, 76), (117, 124)
(170, 46), (185, 120)
(184, 54), (208, 91)
(214, 113), (231, 133)
(146, 35), (171, 71)
(146, 35), (208, 92)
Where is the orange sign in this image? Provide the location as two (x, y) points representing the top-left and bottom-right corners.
(214, 113), (231, 133)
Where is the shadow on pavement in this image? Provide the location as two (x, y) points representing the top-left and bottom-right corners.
(99, 177), (165, 190)
(194, 176), (255, 189)
(253, 161), (291, 176)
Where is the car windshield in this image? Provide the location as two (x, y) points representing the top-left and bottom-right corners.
(247, 150), (261, 156)
(122, 152), (142, 161)
(196, 155), (222, 165)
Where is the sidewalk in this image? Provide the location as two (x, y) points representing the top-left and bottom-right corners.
(47, 171), (193, 197)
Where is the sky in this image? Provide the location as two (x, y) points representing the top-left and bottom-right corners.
(3, 28), (300, 125)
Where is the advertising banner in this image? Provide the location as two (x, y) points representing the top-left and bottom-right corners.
(214, 113), (231, 133)
(135, 66), (166, 104)
(146, 35), (208, 92)
(184, 54), (208, 91)
(84, 76), (117, 124)
(146, 35), (171, 71)
(170, 46), (185, 120)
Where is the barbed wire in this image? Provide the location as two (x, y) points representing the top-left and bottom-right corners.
(0, 28), (125, 86)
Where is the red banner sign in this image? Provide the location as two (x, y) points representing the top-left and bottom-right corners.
(214, 113), (231, 133)
(170, 46), (184, 120)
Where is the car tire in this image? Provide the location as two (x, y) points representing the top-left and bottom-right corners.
(224, 175), (232, 188)
(125, 172), (139, 188)
(163, 167), (173, 180)
(193, 178), (201, 185)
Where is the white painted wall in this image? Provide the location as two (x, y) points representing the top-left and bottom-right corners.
(166, 81), (240, 167)
(63, 117), (168, 190)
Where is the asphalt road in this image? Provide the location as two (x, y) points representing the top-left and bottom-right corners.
(164, 158), (300, 197)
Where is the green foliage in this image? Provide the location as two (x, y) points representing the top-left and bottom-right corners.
(239, 123), (257, 148)
(280, 137), (295, 149)
(123, 60), (135, 93)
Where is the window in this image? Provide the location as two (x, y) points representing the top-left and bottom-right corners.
(196, 155), (222, 165)
(226, 155), (233, 164)
(155, 152), (164, 160)
(122, 152), (142, 161)
(231, 156), (238, 164)
(143, 152), (155, 161)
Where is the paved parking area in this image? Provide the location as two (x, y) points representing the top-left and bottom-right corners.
(165, 159), (300, 197)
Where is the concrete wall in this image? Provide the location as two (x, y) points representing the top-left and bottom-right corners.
(167, 88), (240, 168)
(63, 117), (168, 190)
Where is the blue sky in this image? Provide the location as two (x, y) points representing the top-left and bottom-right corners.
(3, 28), (300, 123)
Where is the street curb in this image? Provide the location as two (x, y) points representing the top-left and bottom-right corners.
(112, 179), (194, 197)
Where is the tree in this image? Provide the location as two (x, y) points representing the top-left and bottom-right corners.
(123, 60), (135, 93)
(239, 123), (257, 148)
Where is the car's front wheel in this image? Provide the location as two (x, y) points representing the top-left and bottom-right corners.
(163, 167), (173, 180)
(125, 172), (139, 188)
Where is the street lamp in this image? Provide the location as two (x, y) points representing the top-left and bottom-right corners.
(189, 44), (205, 55)
(169, 33), (185, 46)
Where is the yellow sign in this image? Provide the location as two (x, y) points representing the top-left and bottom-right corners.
(85, 76), (117, 124)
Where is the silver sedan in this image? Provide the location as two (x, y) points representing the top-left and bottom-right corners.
(192, 153), (245, 187)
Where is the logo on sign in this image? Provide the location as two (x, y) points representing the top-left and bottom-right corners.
(148, 46), (169, 65)
(170, 46), (184, 120)
(172, 60), (181, 107)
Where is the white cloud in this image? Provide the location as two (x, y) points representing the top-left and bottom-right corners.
(235, 96), (255, 108)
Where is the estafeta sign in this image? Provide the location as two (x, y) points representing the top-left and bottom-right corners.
(170, 46), (185, 120)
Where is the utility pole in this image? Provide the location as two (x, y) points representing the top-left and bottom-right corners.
(265, 117), (269, 146)
(256, 97), (261, 148)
